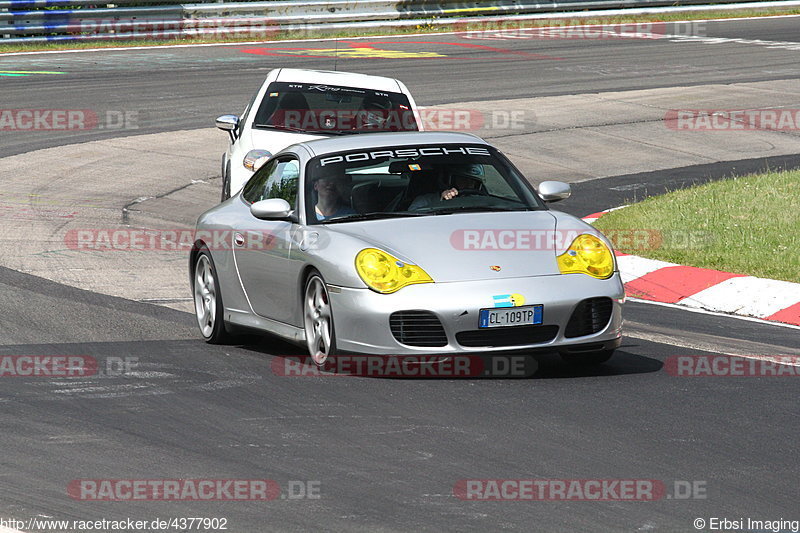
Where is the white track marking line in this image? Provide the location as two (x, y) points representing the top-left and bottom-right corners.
(627, 297), (800, 331)
(625, 318), (800, 358)
(625, 326), (800, 363)
(666, 33), (800, 50)
(626, 329), (747, 357)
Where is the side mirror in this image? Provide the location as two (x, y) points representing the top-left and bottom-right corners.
(538, 181), (572, 203)
(216, 115), (240, 142)
(250, 198), (292, 220)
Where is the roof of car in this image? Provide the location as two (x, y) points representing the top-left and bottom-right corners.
(294, 131), (490, 157)
(274, 68), (403, 93)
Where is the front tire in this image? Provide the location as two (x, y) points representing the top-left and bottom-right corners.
(193, 247), (231, 344)
(303, 272), (337, 366)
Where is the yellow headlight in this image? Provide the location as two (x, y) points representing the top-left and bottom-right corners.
(557, 234), (615, 279)
(355, 248), (433, 293)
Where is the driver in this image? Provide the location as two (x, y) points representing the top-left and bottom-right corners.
(439, 173), (483, 201)
(409, 165), (485, 210)
(359, 95), (393, 129)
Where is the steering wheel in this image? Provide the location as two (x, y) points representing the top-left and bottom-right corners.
(455, 189), (483, 197)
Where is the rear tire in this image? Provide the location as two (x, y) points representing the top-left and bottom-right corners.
(193, 247), (232, 344)
(561, 349), (614, 366)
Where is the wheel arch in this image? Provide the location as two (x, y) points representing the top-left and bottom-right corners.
(298, 264), (321, 306)
(188, 239), (207, 283)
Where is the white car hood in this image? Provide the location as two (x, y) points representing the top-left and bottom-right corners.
(247, 128), (327, 153)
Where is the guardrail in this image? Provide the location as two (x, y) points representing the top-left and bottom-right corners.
(0, 0), (793, 43)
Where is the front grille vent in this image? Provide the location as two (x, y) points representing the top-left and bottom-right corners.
(456, 325), (559, 348)
(390, 311), (448, 347)
(564, 297), (613, 338)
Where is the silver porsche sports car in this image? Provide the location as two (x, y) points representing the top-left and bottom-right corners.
(190, 132), (624, 365)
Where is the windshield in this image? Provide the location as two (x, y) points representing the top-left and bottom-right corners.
(304, 144), (544, 224)
(252, 82), (419, 135)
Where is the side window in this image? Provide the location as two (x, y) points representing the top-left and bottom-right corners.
(242, 157), (299, 206)
(265, 159), (299, 205)
(242, 159), (278, 204)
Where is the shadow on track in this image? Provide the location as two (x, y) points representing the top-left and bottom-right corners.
(239, 333), (662, 381)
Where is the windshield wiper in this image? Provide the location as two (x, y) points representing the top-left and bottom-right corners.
(322, 212), (430, 223)
(252, 124), (350, 136)
(305, 130), (348, 136)
(252, 123), (310, 133)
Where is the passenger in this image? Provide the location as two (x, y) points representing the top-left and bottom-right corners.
(313, 174), (356, 221)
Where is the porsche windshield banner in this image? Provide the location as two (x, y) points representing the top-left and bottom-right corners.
(319, 146), (492, 166)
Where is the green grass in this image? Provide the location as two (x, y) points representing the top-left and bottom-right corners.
(593, 169), (800, 283)
(1, 7), (799, 54)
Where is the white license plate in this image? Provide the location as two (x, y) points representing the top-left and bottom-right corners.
(479, 305), (543, 328)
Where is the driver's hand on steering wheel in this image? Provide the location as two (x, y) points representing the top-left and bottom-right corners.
(441, 187), (459, 201)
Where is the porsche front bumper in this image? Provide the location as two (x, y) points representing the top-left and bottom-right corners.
(329, 273), (624, 355)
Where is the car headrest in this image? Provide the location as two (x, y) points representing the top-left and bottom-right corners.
(279, 92), (310, 111)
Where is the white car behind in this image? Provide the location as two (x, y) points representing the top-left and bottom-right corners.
(216, 68), (423, 200)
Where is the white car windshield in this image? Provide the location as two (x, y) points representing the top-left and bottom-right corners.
(304, 144), (544, 224)
(252, 82), (419, 135)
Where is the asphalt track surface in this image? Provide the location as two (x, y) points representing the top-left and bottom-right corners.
(1, 16), (799, 532)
